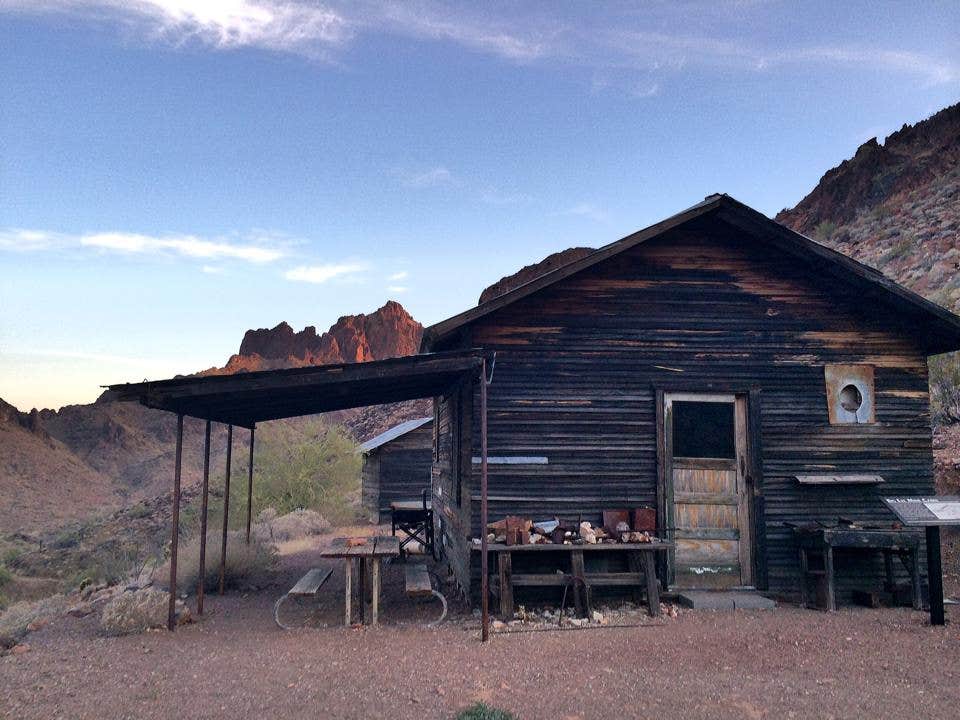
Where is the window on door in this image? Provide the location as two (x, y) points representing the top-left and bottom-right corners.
(672, 401), (735, 459)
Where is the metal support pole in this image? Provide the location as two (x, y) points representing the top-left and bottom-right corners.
(480, 359), (489, 642)
(219, 424), (233, 595)
(167, 414), (184, 631)
(246, 425), (255, 544)
(926, 525), (945, 626)
(197, 420), (211, 615)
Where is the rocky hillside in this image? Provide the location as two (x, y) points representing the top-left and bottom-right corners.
(206, 300), (422, 374)
(776, 102), (960, 313)
(479, 247), (595, 304)
(0, 302), (429, 534)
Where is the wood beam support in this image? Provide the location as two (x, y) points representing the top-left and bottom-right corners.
(167, 414), (184, 631)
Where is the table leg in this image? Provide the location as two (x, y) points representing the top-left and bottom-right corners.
(642, 551), (661, 617)
(498, 551), (514, 619)
(371, 558), (380, 626)
(358, 557), (366, 625)
(628, 552), (643, 604)
(571, 550), (587, 618)
(883, 549), (895, 592)
(824, 546), (836, 612)
(344, 558), (352, 627)
(798, 547), (808, 608)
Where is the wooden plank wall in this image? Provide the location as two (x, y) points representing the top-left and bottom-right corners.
(362, 423), (434, 523)
(437, 216), (934, 599)
(433, 382), (473, 590)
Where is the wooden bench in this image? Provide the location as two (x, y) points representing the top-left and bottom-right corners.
(404, 563), (447, 625)
(274, 567), (333, 630)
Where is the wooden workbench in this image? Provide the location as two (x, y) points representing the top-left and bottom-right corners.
(321, 536), (400, 626)
(794, 526), (922, 612)
(479, 541), (673, 618)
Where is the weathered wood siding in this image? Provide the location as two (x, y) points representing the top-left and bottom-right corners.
(361, 423), (434, 523)
(436, 216), (934, 598)
(432, 382), (473, 590)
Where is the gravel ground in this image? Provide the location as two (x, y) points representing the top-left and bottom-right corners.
(2, 541), (958, 720)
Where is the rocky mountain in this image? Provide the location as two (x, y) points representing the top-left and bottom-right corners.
(776, 102), (960, 313)
(206, 300), (422, 374)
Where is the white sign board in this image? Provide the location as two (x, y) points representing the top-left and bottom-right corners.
(883, 496), (960, 526)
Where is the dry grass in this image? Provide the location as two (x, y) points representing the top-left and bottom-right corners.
(155, 530), (276, 593)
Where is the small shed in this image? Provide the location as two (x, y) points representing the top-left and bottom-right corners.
(360, 416), (433, 522)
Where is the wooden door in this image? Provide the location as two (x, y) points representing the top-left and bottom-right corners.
(664, 393), (752, 589)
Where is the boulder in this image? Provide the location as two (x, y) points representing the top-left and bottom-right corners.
(100, 588), (191, 636)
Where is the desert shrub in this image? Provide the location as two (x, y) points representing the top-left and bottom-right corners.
(0, 594), (67, 647)
(0, 565), (11, 609)
(127, 502), (153, 519)
(813, 220), (837, 242)
(257, 508), (331, 543)
(931, 352), (960, 425)
(240, 421), (362, 525)
(156, 530), (276, 593)
(455, 704), (518, 720)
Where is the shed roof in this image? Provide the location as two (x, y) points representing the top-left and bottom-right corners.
(107, 350), (487, 428)
(421, 194), (960, 355)
(359, 416), (432, 454)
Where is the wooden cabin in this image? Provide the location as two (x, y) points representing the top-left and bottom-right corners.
(360, 416), (433, 522)
(421, 194), (960, 601)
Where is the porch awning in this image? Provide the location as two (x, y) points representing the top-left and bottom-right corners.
(106, 349), (489, 427)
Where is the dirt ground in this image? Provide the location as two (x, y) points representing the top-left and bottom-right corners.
(2, 533), (959, 720)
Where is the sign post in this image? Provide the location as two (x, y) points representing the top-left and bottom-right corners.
(883, 496), (960, 626)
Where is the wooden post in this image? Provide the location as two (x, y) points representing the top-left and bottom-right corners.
(926, 525), (945, 625)
(167, 414), (184, 631)
(197, 420), (211, 615)
(344, 558), (352, 626)
(498, 550), (513, 619)
(219, 424), (233, 595)
(480, 358), (489, 642)
(642, 551), (661, 617)
(245, 425), (255, 544)
(371, 558), (380, 626)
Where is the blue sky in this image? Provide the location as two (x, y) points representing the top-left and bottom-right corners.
(1, 1), (958, 410)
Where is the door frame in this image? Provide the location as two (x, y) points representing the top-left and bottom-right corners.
(654, 384), (767, 589)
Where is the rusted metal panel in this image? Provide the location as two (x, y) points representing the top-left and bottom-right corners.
(825, 364), (875, 424)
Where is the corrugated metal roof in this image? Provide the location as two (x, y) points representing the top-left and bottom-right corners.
(359, 416), (432, 454)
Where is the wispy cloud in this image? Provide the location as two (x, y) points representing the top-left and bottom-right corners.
(201, 265), (225, 274)
(396, 166), (456, 189)
(81, 232), (284, 262)
(1, 226), (287, 263)
(7, 0), (351, 59)
(558, 202), (610, 224)
(387, 285), (408, 293)
(4, 2), (956, 87)
(284, 262), (368, 284)
(479, 187), (532, 206)
(388, 270), (408, 281)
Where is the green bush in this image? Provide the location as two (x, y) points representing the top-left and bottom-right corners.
(239, 421), (361, 525)
(455, 704), (518, 720)
(813, 220), (837, 242)
(931, 352), (960, 425)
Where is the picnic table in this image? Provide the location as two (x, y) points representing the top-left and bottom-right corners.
(478, 541), (673, 619)
(321, 535), (400, 626)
